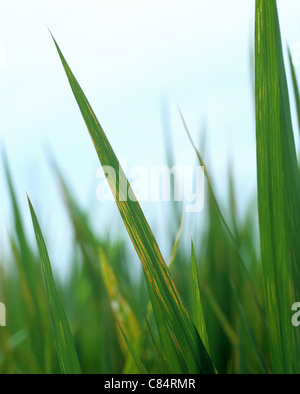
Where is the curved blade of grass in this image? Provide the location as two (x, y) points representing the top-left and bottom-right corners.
(118, 323), (148, 374)
(51, 35), (214, 374)
(3, 154), (39, 309)
(148, 211), (184, 374)
(161, 100), (181, 225)
(51, 159), (120, 373)
(255, 0), (300, 374)
(146, 282), (183, 374)
(167, 211), (183, 270)
(4, 157), (31, 270)
(125, 213), (184, 374)
(51, 158), (105, 302)
(200, 279), (239, 348)
(191, 240), (210, 354)
(100, 248), (142, 359)
(28, 198), (82, 375)
(230, 280), (269, 374)
(126, 214), (184, 373)
(179, 109), (266, 326)
(143, 315), (169, 374)
(3, 154), (53, 372)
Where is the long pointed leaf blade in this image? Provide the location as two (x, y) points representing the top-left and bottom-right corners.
(255, 0), (300, 374)
(28, 198), (82, 375)
(191, 240), (210, 354)
(118, 324), (148, 374)
(51, 35), (214, 374)
(146, 282), (183, 374)
(230, 280), (269, 374)
(143, 315), (169, 374)
(179, 110), (266, 325)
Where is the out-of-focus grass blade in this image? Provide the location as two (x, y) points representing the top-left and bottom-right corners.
(161, 100), (181, 225)
(125, 213), (184, 374)
(100, 249), (142, 358)
(230, 280), (269, 374)
(167, 211), (183, 269)
(191, 240), (210, 354)
(51, 159), (106, 301)
(3, 154), (38, 307)
(51, 159), (122, 374)
(201, 280), (239, 348)
(52, 35), (215, 374)
(118, 324), (148, 374)
(146, 283), (183, 374)
(255, 0), (300, 373)
(3, 154), (53, 373)
(28, 198), (82, 375)
(179, 110), (265, 326)
(143, 315), (169, 374)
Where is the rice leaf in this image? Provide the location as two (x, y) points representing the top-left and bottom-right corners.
(51, 34), (214, 374)
(100, 249), (142, 358)
(143, 315), (170, 374)
(201, 280), (239, 348)
(4, 154), (53, 372)
(167, 211), (183, 269)
(179, 110), (266, 326)
(118, 324), (148, 374)
(28, 197), (82, 375)
(191, 240), (210, 354)
(146, 282), (183, 374)
(255, 0), (300, 374)
(230, 280), (269, 374)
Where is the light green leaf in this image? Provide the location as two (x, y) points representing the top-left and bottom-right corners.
(255, 0), (300, 374)
(191, 240), (210, 354)
(118, 323), (148, 374)
(28, 198), (82, 375)
(51, 34), (214, 374)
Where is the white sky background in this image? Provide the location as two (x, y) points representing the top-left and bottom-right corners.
(1, 0), (300, 274)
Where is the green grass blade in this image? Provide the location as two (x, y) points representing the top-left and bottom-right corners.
(3, 154), (38, 302)
(28, 197), (82, 375)
(51, 35), (215, 374)
(143, 315), (169, 374)
(179, 110), (266, 326)
(167, 211), (183, 270)
(161, 101), (181, 225)
(200, 277), (239, 349)
(230, 280), (269, 374)
(3, 154), (53, 372)
(146, 282), (183, 374)
(100, 249), (142, 358)
(118, 324), (148, 374)
(124, 213), (183, 374)
(51, 158), (105, 301)
(255, 0), (300, 374)
(191, 240), (210, 354)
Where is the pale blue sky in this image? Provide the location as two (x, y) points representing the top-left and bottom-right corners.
(1, 0), (300, 273)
